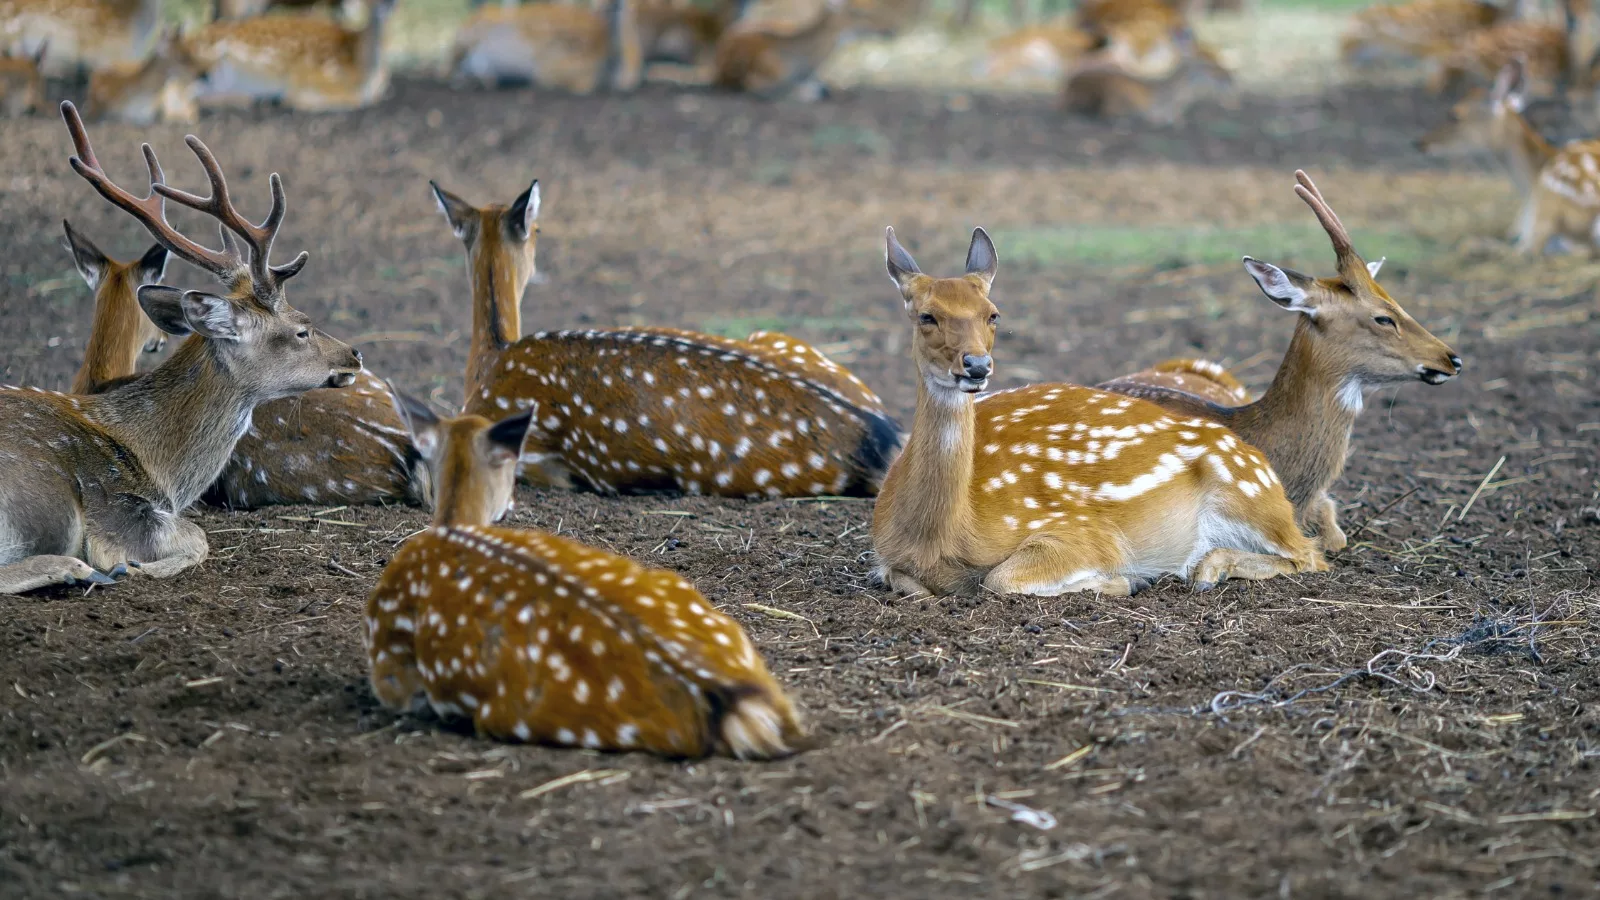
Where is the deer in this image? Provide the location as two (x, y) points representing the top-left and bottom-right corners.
(449, 0), (643, 94)
(978, 22), (1097, 83)
(1418, 57), (1600, 254)
(186, 0), (396, 111)
(365, 390), (805, 759)
(0, 39), (42, 116)
(1061, 28), (1233, 124)
(0, 103), (363, 594)
(429, 179), (903, 498)
(61, 220), (169, 394)
(870, 226), (1327, 600)
(1425, 20), (1571, 96)
(636, 0), (746, 71)
(1098, 171), (1463, 552)
(0, 0), (161, 77)
(1340, 0), (1505, 67)
(85, 28), (203, 124)
(710, 0), (849, 100)
(212, 0), (357, 20)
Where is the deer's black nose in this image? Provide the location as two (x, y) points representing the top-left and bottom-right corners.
(962, 354), (992, 379)
(353, 348), (364, 366)
(1449, 354), (1463, 371)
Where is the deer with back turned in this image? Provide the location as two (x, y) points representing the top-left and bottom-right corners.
(1099, 171), (1462, 551)
(365, 390), (805, 759)
(0, 103), (362, 594)
(61, 220), (169, 394)
(871, 226), (1326, 599)
(430, 179), (903, 498)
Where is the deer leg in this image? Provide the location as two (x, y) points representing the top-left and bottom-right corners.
(1303, 493), (1347, 553)
(0, 556), (117, 594)
(983, 533), (1139, 597)
(94, 518), (209, 579)
(1515, 203), (1556, 255)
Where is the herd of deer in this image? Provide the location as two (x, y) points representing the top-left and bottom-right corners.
(0, 93), (1465, 757)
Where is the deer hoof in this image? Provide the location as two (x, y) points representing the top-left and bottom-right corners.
(1126, 576), (1153, 596)
(1192, 578), (1218, 593)
(106, 563), (129, 579)
(84, 570), (118, 585)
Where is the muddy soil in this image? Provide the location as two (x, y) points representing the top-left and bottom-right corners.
(1, 80), (1597, 899)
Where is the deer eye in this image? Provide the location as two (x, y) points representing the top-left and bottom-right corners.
(988, 313), (1000, 326)
(1373, 315), (1396, 328)
(296, 329), (311, 340)
(918, 313), (937, 326)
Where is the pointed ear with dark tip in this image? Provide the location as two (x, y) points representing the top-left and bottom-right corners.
(135, 285), (195, 336)
(1366, 256), (1385, 279)
(62, 220), (110, 290)
(135, 244), (170, 286)
(1242, 256), (1318, 315)
(386, 382), (443, 460)
(885, 226), (923, 300)
(1492, 57), (1527, 111)
(507, 180), (540, 243)
(430, 180), (477, 239)
(485, 409), (534, 464)
(965, 226), (998, 288)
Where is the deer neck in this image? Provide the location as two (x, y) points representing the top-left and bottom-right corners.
(430, 465), (496, 529)
(1227, 318), (1358, 509)
(464, 240), (525, 399)
(71, 270), (144, 394)
(880, 372), (977, 564)
(1500, 113), (1557, 198)
(82, 336), (261, 511)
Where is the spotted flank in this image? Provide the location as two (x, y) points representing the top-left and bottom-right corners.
(1099, 357), (1251, 408)
(467, 327), (904, 497)
(365, 524), (804, 759)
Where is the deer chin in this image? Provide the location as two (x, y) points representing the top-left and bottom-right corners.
(1419, 367), (1454, 385)
(956, 376), (989, 393)
(327, 370), (359, 388)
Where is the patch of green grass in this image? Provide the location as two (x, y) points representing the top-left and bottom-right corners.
(993, 222), (1438, 271)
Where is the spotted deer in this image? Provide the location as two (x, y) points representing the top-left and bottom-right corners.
(429, 179), (902, 498)
(85, 28), (203, 124)
(1340, 0), (1505, 66)
(0, 0), (160, 76)
(1425, 20), (1571, 96)
(0, 104), (362, 594)
(365, 391), (805, 759)
(1099, 171), (1462, 551)
(1418, 58), (1600, 253)
(61, 220), (169, 394)
(637, 0), (745, 70)
(1099, 358), (1250, 407)
(212, 0), (355, 19)
(186, 0), (396, 111)
(1062, 29), (1233, 124)
(871, 226), (1326, 599)
(710, 0), (849, 99)
(0, 39), (42, 116)
(978, 23), (1096, 83)
(449, 0), (642, 93)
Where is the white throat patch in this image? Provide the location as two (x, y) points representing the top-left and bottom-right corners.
(1336, 379), (1366, 413)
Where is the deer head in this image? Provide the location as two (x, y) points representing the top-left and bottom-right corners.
(61, 102), (362, 401)
(885, 226), (999, 395)
(1241, 170), (1462, 400)
(389, 386), (532, 527)
(430, 179), (540, 287)
(1416, 57), (1527, 154)
(62, 219), (169, 357)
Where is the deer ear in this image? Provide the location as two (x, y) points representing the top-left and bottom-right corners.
(430, 180), (476, 239)
(1366, 256), (1385, 279)
(965, 226), (998, 288)
(1243, 257), (1317, 315)
(885, 226), (923, 300)
(508, 180), (540, 243)
(180, 291), (243, 340)
(485, 409), (534, 464)
(135, 286), (195, 336)
(135, 243), (170, 286)
(62, 220), (110, 290)
(386, 383), (443, 461)
(1493, 58), (1527, 111)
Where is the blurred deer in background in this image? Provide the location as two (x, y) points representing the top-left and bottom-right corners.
(871, 226), (1325, 599)
(0, 0), (160, 76)
(1062, 27), (1233, 123)
(978, 22), (1096, 83)
(212, 0), (358, 20)
(1100, 171), (1462, 550)
(637, 0), (747, 71)
(1418, 57), (1600, 252)
(711, 0), (849, 99)
(60, 220), (169, 394)
(450, 0), (642, 93)
(1340, 0), (1505, 67)
(85, 28), (203, 124)
(0, 39), (43, 115)
(429, 179), (903, 497)
(365, 391), (806, 759)
(187, 0), (396, 111)
(0, 104), (362, 594)
(1425, 18), (1570, 95)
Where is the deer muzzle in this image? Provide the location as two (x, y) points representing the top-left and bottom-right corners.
(1418, 353), (1462, 385)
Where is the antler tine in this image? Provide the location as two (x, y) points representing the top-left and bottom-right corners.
(153, 134), (297, 296)
(1292, 168), (1359, 265)
(60, 101), (242, 279)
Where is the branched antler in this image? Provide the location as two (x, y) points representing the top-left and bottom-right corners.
(60, 101), (306, 299)
(1292, 169), (1363, 274)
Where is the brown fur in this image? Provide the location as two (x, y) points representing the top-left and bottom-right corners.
(0, 41), (44, 116)
(1062, 34), (1232, 124)
(1425, 21), (1569, 96)
(1340, 0), (1503, 65)
(981, 23), (1097, 82)
(449, 0), (642, 94)
(712, 0), (849, 98)
(1104, 358), (1249, 407)
(85, 28), (203, 124)
(872, 226), (1325, 600)
(365, 397), (805, 759)
(0, 0), (161, 76)
(62, 221), (167, 394)
(185, 0), (395, 111)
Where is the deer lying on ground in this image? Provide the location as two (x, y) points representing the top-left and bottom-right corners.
(430, 179), (903, 497)
(871, 227), (1326, 599)
(61, 220), (168, 394)
(1340, 0), (1505, 67)
(710, 0), (849, 99)
(978, 22), (1097, 83)
(637, 0), (745, 70)
(0, 40), (43, 115)
(85, 28), (202, 124)
(450, 0), (642, 93)
(1099, 171), (1462, 551)
(187, 0), (395, 111)
(1099, 358), (1250, 407)
(366, 390), (805, 758)
(1426, 20), (1570, 96)
(1418, 58), (1600, 253)
(0, 0), (160, 76)
(1062, 29), (1232, 124)
(0, 104), (362, 594)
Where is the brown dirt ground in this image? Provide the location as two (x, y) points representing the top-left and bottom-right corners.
(2, 79), (1598, 899)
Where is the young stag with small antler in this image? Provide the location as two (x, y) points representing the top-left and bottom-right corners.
(1100, 171), (1462, 551)
(61, 220), (168, 394)
(430, 180), (902, 498)
(0, 104), (361, 594)
(365, 391), (805, 759)
(872, 227), (1325, 599)
(1418, 58), (1600, 254)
